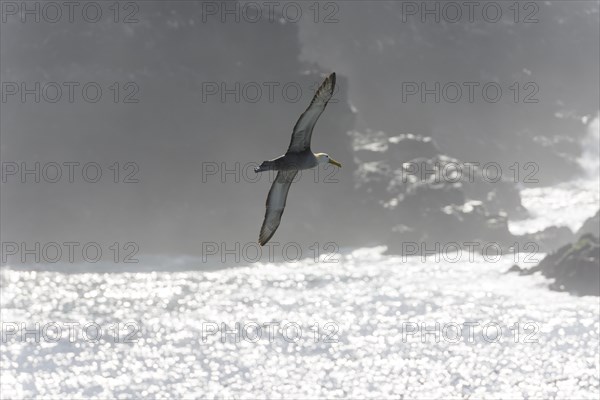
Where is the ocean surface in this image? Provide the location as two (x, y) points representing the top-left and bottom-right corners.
(1, 246), (599, 399)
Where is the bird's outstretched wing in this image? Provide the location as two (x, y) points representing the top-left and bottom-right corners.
(258, 170), (298, 246)
(287, 72), (336, 153)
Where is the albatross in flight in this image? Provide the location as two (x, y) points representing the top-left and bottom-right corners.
(254, 72), (342, 246)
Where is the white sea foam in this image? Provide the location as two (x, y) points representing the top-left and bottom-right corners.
(508, 178), (599, 235)
(509, 114), (600, 236)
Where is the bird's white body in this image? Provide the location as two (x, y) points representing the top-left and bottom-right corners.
(255, 151), (336, 172)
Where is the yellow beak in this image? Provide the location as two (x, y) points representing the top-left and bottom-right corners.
(328, 158), (342, 168)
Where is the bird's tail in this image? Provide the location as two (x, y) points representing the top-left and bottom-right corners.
(254, 161), (275, 173)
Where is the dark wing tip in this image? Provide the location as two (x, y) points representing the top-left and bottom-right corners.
(258, 232), (272, 246)
(326, 72), (336, 95)
(258, 221), (275, 246)
(309, 72), (336, 106)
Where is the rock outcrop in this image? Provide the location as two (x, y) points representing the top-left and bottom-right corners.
(519, 233), (600, 296)
(351, 130), (525, 253)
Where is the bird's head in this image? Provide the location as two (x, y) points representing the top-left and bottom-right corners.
(315, 153), (342, 168)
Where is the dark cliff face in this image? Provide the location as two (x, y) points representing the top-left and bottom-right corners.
(350, 131), (526, 252)
(1, 1), (598, 260)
